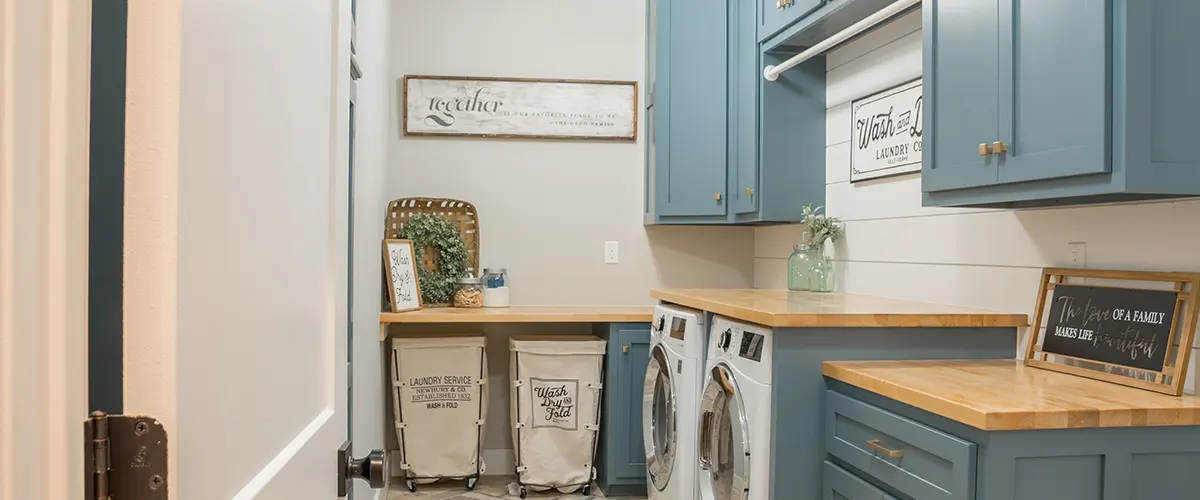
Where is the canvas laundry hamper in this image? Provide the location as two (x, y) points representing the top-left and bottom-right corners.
(509, 335), (607, 497)
(391, 333), (488, 492)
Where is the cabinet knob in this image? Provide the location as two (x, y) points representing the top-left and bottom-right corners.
(978, 143), (992, 156)
(622, 345), (630, 353)
(715, 193), (722, 201)
(745, 188), (754, 196)
(991, 141), (1008, 154)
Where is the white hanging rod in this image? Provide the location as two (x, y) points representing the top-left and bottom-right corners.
(763, 0), (921, 81)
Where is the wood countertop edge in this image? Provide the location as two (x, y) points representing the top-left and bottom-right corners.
(822, 362), (994, 430)
(822, 361), (1200, 431)
(651, 289), (1028, 328)
(378, 306), (654, 325)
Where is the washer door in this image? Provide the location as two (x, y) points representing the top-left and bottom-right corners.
(698, 364), (750, 500)
(643, 344), (677, 491)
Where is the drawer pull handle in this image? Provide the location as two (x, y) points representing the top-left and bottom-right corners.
(992, 140), (1008, 154)
(978, 143), (992, 156)
(866, 439), (904, 458)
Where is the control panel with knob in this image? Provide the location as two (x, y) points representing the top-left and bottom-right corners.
(654, 315), (665, 332)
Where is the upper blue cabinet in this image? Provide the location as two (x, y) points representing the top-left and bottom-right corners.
(760, 0), (825, 43)
(923, 0), (1200, 208)
(646, 0), (826, 225)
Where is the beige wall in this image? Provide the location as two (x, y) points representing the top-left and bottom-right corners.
(387, 0), (755, 471)
(388, 0), (755, 307)
(753, 9), (1200, 394)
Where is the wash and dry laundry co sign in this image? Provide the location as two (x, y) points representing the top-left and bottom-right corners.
(403, 75), (638, 141)
(851, 79), (922, 182)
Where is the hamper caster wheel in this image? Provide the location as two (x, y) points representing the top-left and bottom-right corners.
(405, 479), (417, 493)
(581, 484), (591, 496)
(519, 486), (527, 498)
(466, 477), (477, 490)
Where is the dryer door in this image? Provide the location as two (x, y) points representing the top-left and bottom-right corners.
(698, 364), (750, 500)
(643, 344), (677, 491)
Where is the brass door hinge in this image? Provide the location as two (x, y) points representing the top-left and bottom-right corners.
(85, 411), (168, 500)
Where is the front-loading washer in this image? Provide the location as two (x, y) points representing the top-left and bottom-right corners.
(644, 304), (707, 500)
(697, 315), (772, 500)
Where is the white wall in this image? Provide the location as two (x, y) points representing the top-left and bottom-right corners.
(389, 0), (755, 306)
(387, 0), (755, 471)
(753, 9), (1200, 394)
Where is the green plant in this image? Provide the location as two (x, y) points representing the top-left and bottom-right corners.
(395, 213), (468, 305)
(801, 204), (843, 247)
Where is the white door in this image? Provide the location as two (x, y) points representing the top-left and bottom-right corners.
(0, 0), (92, 499)
(118, 0), (378, 498)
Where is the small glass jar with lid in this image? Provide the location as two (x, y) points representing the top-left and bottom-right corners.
(453, 274), (483, 308)
(482, 267), (510, 308)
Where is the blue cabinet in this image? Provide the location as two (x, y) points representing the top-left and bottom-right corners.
(593, 323), (651, 497)
(760, 0), (824, 43)
(827, 385), (1200, 500)
(923, 0), (1200, 208)
(647, 0), (826, 225)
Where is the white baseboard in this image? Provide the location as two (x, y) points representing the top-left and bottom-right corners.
(388, 448), (516, 477)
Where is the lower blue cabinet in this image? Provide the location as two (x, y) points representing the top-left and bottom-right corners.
(827, 385), (1200, 500)
(593, 323), (651, 496)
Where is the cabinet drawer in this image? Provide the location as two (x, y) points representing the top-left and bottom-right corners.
(824, 461), (893, 500)
(825, 391), (976, 500)
(759, 0), (822, 40)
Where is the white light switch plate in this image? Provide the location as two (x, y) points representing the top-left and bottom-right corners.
(605, 241), (619, 264)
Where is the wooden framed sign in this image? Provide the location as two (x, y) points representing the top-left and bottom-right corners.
(402, 75), (638, 141)
(850, 79), (923, 183)
(383, 239), (422, 313)
(1024, 268), (1200, 395)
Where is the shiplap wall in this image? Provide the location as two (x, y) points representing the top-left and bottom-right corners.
(753, 9), (1200, 393)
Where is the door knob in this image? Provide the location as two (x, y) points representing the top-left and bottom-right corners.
(978, 143), (992, 156)
(338, 442), (389, 497)
(991, 141), (1008, 154)
(745, 188), (754, 196)
(714, 193), (722, 201)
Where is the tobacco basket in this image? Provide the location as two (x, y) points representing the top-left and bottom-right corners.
(385, 196), (480, 274)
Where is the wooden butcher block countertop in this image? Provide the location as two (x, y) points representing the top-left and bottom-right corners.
(379, 306), (653, 324)
(822, 359), (1200, 430)
(650, 289), (1028, 328)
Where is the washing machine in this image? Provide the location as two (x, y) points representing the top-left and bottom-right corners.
(643, 304), (707, 500)
(697, 315), (772, 500)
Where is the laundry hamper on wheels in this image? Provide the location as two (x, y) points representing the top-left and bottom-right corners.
(391, 333), (488, 493)
(509, 335), (607, 498)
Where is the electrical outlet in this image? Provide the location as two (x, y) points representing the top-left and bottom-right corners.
(605, 241), (619, 264)
(1068, 241), (1087, 268)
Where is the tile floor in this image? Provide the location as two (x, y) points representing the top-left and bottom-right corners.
(386, 476), (646, 500)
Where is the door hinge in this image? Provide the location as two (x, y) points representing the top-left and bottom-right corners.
(85, 411), (168, 500)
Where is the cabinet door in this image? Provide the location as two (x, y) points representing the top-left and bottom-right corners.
(996, 0), (1109, 184)
(760, 0), (823, 41)
(922, 0), (1000, 192)
(659, 0), (728, 217)
(731, 0), (758, 215)
(609, 326), (651, 482)
(648, 0), (667, 217)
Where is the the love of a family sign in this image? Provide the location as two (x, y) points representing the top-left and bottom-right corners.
(403, 75), (637, 141)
